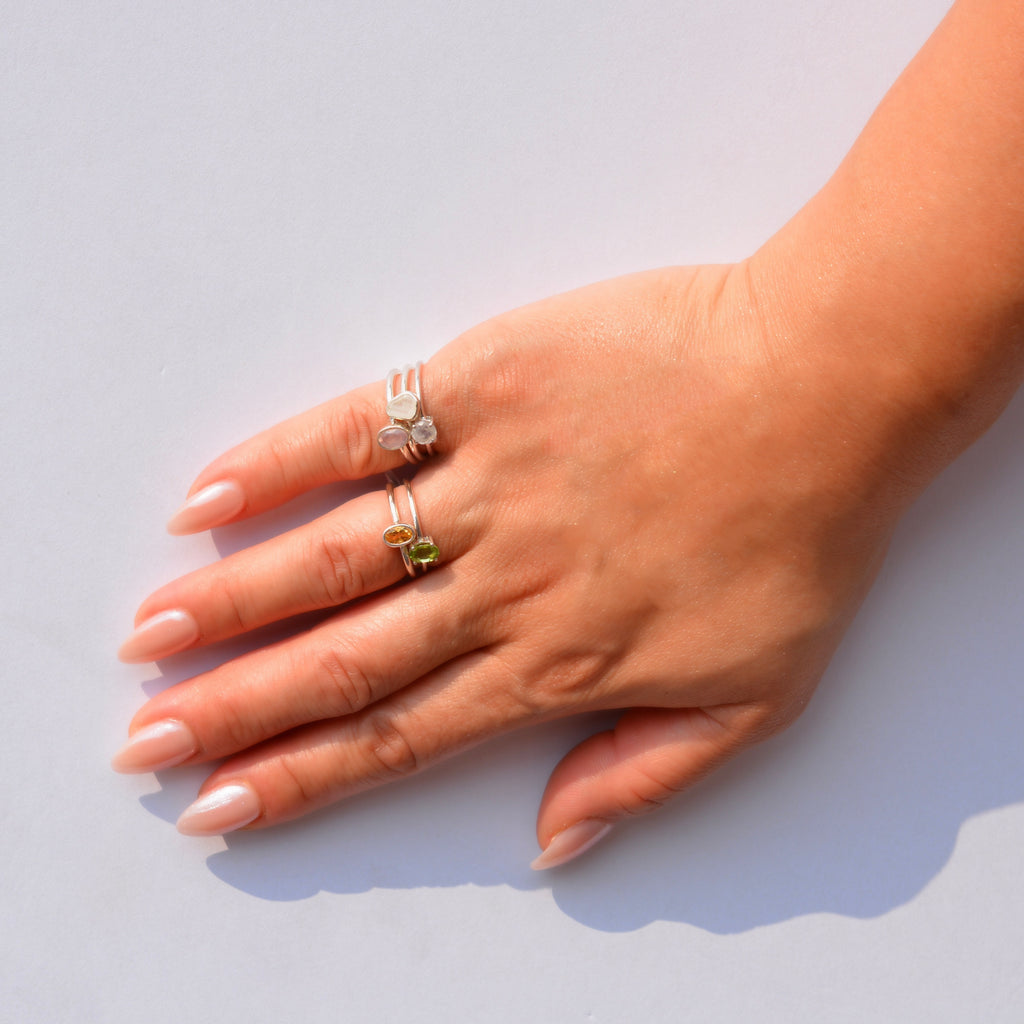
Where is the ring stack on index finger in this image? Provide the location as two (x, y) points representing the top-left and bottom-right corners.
(376, 362), (437, 463)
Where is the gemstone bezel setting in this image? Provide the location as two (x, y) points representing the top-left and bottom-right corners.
(377, 424), (411, 451)
(382, 523), (416, 547)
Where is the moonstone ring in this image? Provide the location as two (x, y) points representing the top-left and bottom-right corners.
(382, 472), (440, 577)
(376, 362), (437, 463)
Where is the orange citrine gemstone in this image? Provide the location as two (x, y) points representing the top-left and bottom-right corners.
(383, 524), (415, 547)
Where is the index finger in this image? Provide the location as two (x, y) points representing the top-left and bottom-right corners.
(167, 366), (454, 534)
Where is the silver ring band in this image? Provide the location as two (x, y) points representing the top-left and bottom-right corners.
(376, 362), (437, 463)
(383, 472), (440, 576)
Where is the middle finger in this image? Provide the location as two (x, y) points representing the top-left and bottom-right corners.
(120, 472), (474, 663)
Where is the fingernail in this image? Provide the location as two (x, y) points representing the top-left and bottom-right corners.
(530, 819), (613, 871)
(176, 782), (261, 837)
(117, 609), (199, 663)
(111, 719), (198, 774)
(166, 480), (245, 535)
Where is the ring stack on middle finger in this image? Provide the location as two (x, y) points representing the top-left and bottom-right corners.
(376, 362), (437, 463)
(382, 472), (440, 577)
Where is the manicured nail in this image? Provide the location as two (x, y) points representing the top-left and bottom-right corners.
(111, 719), (198, 774)
(530, 819), (613, 871)
(176, 783), (261, 837)
(166, 479), (245, 535)
(117, 609), (199, 663)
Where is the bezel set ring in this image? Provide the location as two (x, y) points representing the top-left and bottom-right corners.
(382, 472), (440, 576)
(376, 362), (436, 463)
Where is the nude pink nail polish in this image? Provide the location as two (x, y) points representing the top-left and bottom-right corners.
(111, 719), (198, 774)
(117, 609), (199, 663)
(166, 480), (245, 535)
(530, 820), (613, 870)
(176, 783), (262, 836)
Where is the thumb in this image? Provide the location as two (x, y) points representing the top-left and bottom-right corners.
(531, 705), (756, 870)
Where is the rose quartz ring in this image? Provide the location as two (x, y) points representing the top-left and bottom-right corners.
(383, 472), (440, 577)
(376, 363), (437, 463)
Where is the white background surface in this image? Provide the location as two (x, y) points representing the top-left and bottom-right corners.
(3, 1), (1022, 1021)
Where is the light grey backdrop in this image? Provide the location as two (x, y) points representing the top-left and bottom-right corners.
(3, 1), (1021, 1021)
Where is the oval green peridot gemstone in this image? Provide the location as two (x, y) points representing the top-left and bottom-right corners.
(408, 539), (440, 565)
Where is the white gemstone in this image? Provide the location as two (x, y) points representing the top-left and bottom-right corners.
(386, 391), (419, 421)
(377, 424), (410, 450)
(410, 416), (437, 445)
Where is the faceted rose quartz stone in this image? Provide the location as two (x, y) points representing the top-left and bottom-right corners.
(377, 424), (410, 450)
(386, 391), (419, 421)
(410, 417), (437, 445)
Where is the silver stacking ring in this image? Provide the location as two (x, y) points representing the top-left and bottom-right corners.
(376, 362), (437, 463)
(382, 472), (440, 577)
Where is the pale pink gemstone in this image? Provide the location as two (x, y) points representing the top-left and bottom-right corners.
(377, 424), (410, 450)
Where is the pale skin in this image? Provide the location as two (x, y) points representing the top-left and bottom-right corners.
(114, 0), (1024, 869)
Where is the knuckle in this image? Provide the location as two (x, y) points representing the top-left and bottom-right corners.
(619, 756), (695, 816)
(312, 641), (376, 715)
(728, 700), (795, 744)
(438, 322), (534, 426)
(275, 754), (324, 808)
(208, 575), (256, 634)
(479, 647), (550, 718)
(360, 712), (421, 782)
(309, 531), (364, 607)
(262, 437), (304, 495)
(622, 779), (675, 815)
(619, 757), (708, 818)
(213, 695), (266, 754)
(323, 401), (376, 478)
(497, 642), (609, 719)
(470, 346), (532, 416)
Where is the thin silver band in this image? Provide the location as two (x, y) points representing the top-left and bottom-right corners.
(384, 474), (416, 576)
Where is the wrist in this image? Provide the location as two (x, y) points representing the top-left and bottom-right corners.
(744, 0), (1024, 496)
(744, 227), (1022, 511)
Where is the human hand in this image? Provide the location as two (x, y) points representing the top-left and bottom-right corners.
(114, 262), (915, 868)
